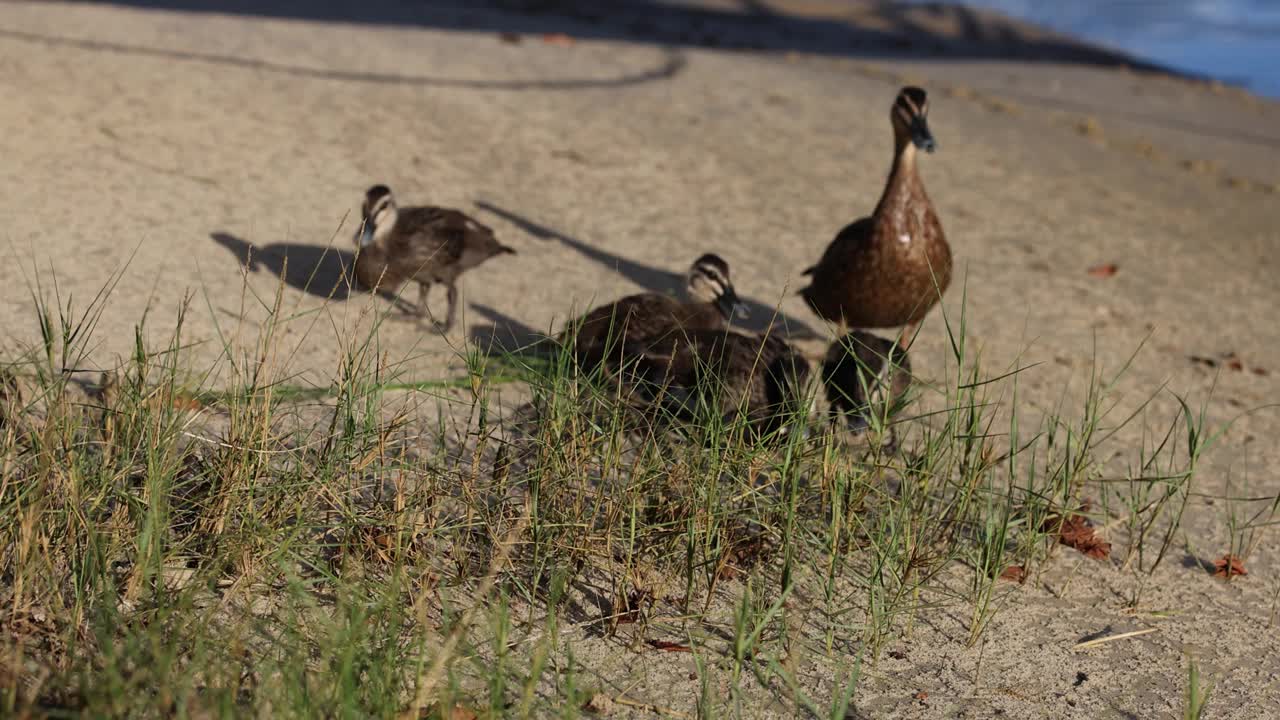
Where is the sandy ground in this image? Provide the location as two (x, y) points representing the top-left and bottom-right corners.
(1, 0), (1279, 716)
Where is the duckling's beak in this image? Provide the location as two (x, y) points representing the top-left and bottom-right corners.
(910, 117), (936, 153)
(717, 287), (748, 321)
(358, 222), (375, 248)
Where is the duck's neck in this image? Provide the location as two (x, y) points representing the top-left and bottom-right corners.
(873, 140), (919, 218)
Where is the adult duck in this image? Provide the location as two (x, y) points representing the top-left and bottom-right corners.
(800, 86), (951, 348)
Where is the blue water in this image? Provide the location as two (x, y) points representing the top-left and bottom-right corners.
(936, 0), (1280, 97)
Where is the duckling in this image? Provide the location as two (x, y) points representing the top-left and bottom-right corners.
(565, 253), (744, 370)
(800, 87), (951, 348)
(622, 329), (813, 438)
(354, 184), (515, 333)
(821, 331), (912, 434)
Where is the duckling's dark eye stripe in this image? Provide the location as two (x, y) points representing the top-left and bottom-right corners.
(893, 105), (915, 127)
(895, 95), (920, 116)
(701, 268), (730, 289)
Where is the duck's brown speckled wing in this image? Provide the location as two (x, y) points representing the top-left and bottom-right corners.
(802, 208), (949, 329)
(804, 217), (874, 277)
(800, 217), (875, 324)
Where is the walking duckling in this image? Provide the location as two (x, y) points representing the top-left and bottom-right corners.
(821, 330), (912, 434)
(622, 329), (813, 438)
(354, 184), (515, 333)
(800, 87), (951, 349)
(565, 253), (744, 370)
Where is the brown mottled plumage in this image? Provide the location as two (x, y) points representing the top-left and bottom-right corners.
(622, 329), (812, 437)
(800, 87), (951, 348)
(821, 331), (912, 433)
(565, 254), (742, 370)
(354, 185), (514, 333)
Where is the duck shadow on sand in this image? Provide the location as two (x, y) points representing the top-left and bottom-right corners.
(209, 232), (411, 310)
(467, 301), (560, 358)
(472, 201), (822, 346)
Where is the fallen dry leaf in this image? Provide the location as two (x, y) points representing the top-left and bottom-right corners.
(647, 639), (691, 652)
(1213, 554), (1248, 579)
(913, 690), (929, 702)
(1044, 512), (1111, 559)
(498, 32), (521, 44)
(1087, 263), (1119, 278)
(1222, 353), (1245, 372)
(542, 33), (576, 47)
(615, 589), (651, 626)
(999, 565), (1027, 584)
(715, 521), (771, 582)
(1253, 367), (1269, 376)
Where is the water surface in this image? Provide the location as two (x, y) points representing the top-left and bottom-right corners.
(925, 0), (1280, 97)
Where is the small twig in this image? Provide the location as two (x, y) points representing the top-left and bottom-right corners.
(1073, 627), (1157, 650)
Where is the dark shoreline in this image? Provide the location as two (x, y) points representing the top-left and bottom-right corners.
(77, 0), (1195, 79)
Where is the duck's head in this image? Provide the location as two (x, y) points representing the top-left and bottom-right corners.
(891, 86), (936, 153)
(686, 253), (747, 320)
(357, 184), (398, 248)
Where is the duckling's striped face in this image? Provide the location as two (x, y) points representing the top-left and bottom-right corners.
(357, 185), (398, 247)
(891, 87), (936, 153)
(687, 253), (746, 320)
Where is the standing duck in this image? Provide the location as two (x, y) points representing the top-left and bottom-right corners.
(821, 330), (912, 434)
(354, 184), (515, 333)
(564, 253), (744, 370)
(623, 328), (813, 438)
(800, 87), (951, 348)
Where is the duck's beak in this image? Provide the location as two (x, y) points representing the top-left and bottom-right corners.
(358, 222), (375, 248)
(717, 286), (748, 321)
(910, 116), (936, 153)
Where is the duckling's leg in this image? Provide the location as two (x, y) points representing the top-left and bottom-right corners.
(415, 281), (447, 334)
(438, 281), (459, 334)
(415, 281), (433, 319)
